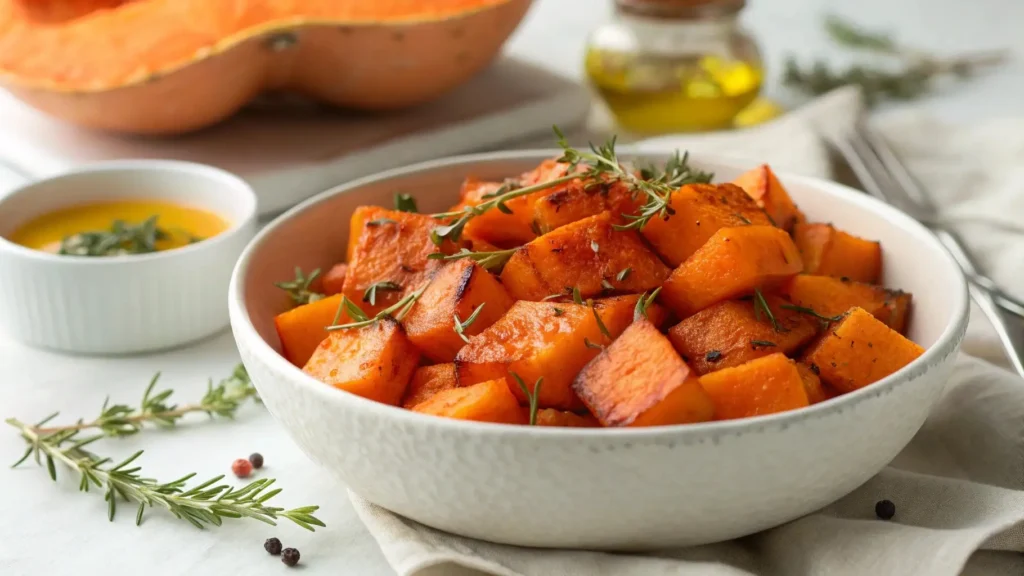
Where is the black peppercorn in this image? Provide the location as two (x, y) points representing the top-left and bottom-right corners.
(875, 499), (896, 520)
(282, 548), (301, 567)
(264, 537), (283, 555)
(249, 452), (264, 469)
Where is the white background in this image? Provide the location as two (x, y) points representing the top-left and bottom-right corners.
(1, 1), (1021, 574)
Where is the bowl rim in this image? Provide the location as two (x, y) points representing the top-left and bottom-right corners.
(229, 148), (970, 438)
(0, 159), (258, 265)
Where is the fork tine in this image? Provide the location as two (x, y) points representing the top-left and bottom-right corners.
(857, 123), (940, 218)
(829, 130), (893, 204)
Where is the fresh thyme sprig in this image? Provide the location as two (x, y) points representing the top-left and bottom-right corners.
(427, 248), (518, 272)
(634, 287), (662, 321)
(453, 303), (486, 343)
(784, 15), (1007, 106)
(362, 281), (402, 306)
(30, 365), (256, 437)
(7, 419), (323, 531)
(511, 373), (543, 426)
(327, 290), (422, 331)
(752, 288), (786, 333)
(275, 267), (325, 307)
(58, 215), (190, 257)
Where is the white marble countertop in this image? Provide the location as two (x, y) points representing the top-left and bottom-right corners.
(1, 1), (1021, 574)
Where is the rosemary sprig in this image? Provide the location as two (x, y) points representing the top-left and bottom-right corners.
(327, 290), (422, 331)
(454, 303), (486, 343)
(7, 420), (323, 531)
(511, 373), (543, 426)
(363, 280), (402, 306)
(752, 288), (786, 333)
(784, 15), (1007, 106)
(571, 287), (584, 305)
(394, 193), (418, 213)
(781, 304), (844, 324)
(427, 248), (518, 272)
(588, 299), (612, 339)
(275, 267), (325, 307)
(31, 365), (256, 437)
(59, 215), (182, 257)
(751, 340), (777, 348)
(633, 287), (662, 321)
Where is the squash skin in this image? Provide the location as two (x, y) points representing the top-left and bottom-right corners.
(0, 0), (532, 134)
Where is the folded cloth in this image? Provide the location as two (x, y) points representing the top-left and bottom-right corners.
(350, 87), (1024, 576)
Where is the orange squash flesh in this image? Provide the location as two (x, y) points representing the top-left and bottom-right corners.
(802, 307), (924, 394)
(322, 263), (348, 296)
(500, 211), (671, 301)
(342, 207), (458, 315)
(793, 223), (882, 283)
(795, 362), (829, 404)
(532, 180), (643, 234)
(402, 260), (515, 362)
(402, 363), (458, 409)
(573, 319), (714, 427)
(666, 295), (818, 375)
(454, 300), (624, 410)
(639, 183), (771, 267)
(412, 379), (524, 424)
(659, 226), (803, 318)
(533, 409), (601, 428)
(782, 275), (912, 334)
(731, 164), (804, 231)
(0, 0), (531, 134)
(274, 294), (347, 367)
(302, 318), (420, 406)
(698, 353), (810, 420)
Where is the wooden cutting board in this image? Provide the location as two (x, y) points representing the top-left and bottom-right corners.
(0, 58), (591, 215)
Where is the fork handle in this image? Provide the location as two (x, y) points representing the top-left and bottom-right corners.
(968, 282), (1024, 378)
(933, 227), (1024, 318)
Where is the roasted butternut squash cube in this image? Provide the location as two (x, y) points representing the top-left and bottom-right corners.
(731, 164), (804, 230)
(302, 318), (419, 406)
(402, 260), (515, 362)
(640, 183), (771, 266)
(698, 353), (810, 420)
(412, 379), (524, 424)
(534, 409), (601, 427)
(782, 275), (912, 334)
(667, 295), (818, 375)
(341, 208), (456, 314)
(593, 293), (670, 332)
(275, 294), (346, 367)
(401, 363), (457, 409)
(793, 223), (882, 283)
(346, 206), (386, 263)
(322, 263), (348, 296)
(533, 180), (643, 234)
(455, 301), (621, 410)
(500, 212), (670, 301)
(659, 226), (803, 318)
(802, 307), (924, 394)
(573, 319), (714, 427)
(795, 362), (828, 404)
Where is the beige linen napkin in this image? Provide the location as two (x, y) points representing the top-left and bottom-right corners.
(350, 88), (1024, 576)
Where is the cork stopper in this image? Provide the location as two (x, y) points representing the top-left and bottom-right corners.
(615, 0), (745, 18)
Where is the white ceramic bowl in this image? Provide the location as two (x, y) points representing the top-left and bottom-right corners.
(229, 150), (968, 549)
(0, 160), (257, 354)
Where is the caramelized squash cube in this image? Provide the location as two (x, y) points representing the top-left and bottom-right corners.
(659, 226), (803, 318)
(573, 319), (714, 427)
(500, 212), (670, 301)
(795, 362), (829, 404)
(302, 318), (419, 406)
(802, 307), (924, 393)
(793, 223), (882, 283)
(403, 260), (515, 362)
(533, 180), (643, 233)
(274, 294), (346, 367)
(402, 364), (458, 410)
(667, 295), (818, 375)
(534, 409), (601, 427)
(322, 263), (348, 296)
(640, 183), (771, 266)
(698, 353), (810, 420)
(412, 379), (524, 424)
(731, 164), (804, 230)
(782, 275), (912, 333)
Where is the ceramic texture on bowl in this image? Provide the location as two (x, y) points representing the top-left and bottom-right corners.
(0, 160), (257, 354)
(230, 151), (968, 549)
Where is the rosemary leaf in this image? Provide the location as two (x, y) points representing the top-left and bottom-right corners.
(274, 267), (324, 307)
(362, 281), (402, 306)
(453, 303), (486, 343)
(511, 373), (543, 426)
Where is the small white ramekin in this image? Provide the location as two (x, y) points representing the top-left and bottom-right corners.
(0, 160), (257, 354)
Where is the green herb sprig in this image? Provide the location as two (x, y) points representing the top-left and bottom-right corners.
(781, 304), (843, 324)
(394, 193), (418, 213)
(633, 287), (662, 321)
(362, 281), (402, 306)
(275, 267), (325, 307)
(511, 373), (543, 426)
(327, 290), (422, 331)
(58, 215), (192, 257)
(753, 288), (786, 333)
(427, 248), (518, 272)
(454, 303), (486, 343)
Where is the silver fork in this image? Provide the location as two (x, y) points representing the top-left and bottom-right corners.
(830, 122), (1024, 378)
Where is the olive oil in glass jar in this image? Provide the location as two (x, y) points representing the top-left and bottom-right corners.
(585, 0), (763, 134)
